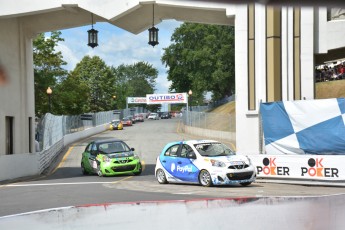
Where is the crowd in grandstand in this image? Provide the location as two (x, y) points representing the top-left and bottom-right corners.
(315, 62), (345, 82)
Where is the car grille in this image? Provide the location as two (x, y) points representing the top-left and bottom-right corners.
(226, 171), (254, 181)
(113, 159), (133, 164)
(111, 165), (136, 172)
(228, 164), (249, 169)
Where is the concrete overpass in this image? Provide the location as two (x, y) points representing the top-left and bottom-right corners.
(1, 1), (345, 180)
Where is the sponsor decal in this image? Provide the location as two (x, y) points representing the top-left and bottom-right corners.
(301, 158), (339, 178)
(146, 93), (187, 104)
(176, 165), (193, 173)
(171, 163), (176, 172)
(256, 157), (290, 176)
(127, 97), (147, 104)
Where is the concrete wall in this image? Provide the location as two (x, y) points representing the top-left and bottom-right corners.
(0, 125), (108, 182)
(0, 17), (36, 156)
(1, 195), (344, 229)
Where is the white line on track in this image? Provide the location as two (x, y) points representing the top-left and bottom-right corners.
(5, 181), (128, 187)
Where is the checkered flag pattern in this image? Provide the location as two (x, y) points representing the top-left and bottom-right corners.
(260, 98), (345, 155)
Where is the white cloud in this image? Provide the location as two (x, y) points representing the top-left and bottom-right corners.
(56, 20), (181, 94)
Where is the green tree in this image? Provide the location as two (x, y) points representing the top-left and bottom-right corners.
(52, 73), (89, 115)
(161, 23), (235, 102)
(33, 31), (67, 116)
(112, 62), (158, 109)
(70, 55), (115, 112)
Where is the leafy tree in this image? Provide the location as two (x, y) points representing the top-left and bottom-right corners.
(52, 73), (89, 115)
(161, 23), (235, 102)
(111, 61), (158, 109)
(33, 31), (67, 116)
(70, 55), (115, 112)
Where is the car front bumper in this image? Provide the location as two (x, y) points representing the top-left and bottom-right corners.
(209, 166), (256, 185)
(99, 160), (141, 176)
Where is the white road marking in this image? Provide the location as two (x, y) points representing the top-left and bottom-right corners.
(5, 181), (127, 187)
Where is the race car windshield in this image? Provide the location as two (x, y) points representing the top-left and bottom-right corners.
(98, 142), (131, 154)
(194, 143), (235, 157)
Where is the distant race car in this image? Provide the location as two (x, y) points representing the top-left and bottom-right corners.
(148, 113), (159, 120)
(161, 112), (172, 119)
(155, 140), (256, 187)
(81, 138), (142, 177)
(109, 120), (123, 130)
(121, 117), (133, 126)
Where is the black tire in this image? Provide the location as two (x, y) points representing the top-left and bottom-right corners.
(81, 163), (87, 175)
(240, 182), (252, 186)
(199, 169), (213, 187)
(156, 169), (168, 184)
(97, 165), (103, 177)
(133, 163), (142, 176)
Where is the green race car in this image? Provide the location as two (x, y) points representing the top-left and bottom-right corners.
(81, 138), (142, 176)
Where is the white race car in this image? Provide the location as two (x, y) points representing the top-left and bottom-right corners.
(155, 140), (256, 187)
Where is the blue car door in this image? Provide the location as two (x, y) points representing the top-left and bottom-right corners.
(174, 144), (199, 183)
(160, 144), (181, 179)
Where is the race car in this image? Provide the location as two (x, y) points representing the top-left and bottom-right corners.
(109, 120), (123, 130)
(155, 140), (256, 187)
(81, 138), (142, 177)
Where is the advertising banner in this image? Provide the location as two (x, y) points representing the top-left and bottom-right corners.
(146, 93), (187, 104)
(260, 98), (345, 155)
(127, 97), (147, 104)
(250, 155), (344, 181)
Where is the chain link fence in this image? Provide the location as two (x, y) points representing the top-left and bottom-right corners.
(182, 111), (236, 132)
(36, 107), (147, 151)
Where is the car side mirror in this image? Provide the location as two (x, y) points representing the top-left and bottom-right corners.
(131, 148), (135, 151)
(187, 152), (196, 159)
(91, 150), (98, 156)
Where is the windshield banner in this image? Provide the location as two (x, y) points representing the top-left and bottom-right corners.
(127, 97), (147, 104)
(146, 93), (188, 104)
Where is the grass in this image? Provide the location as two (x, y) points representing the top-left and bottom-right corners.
(315, 79), (345, 99)
(207, 79), (345, 131)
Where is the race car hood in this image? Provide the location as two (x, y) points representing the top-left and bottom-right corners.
(206, 155), (250, 164)
(98, 152), (135, 159)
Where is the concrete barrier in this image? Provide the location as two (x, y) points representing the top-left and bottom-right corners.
(0, 125), (108, 182)
(1, 195), (344, 229)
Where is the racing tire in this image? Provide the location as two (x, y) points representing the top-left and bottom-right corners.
(156, 169), (168, 184)
(240, 182), (252, 186)
(97, 166), (103, 177)
(199, 170), (213, 187)
(133, 163), (142, 176)
(81, 163), (87, 175)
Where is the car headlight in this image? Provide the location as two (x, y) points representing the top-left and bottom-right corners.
(133, 154), (140, 160)
(102, 156), (111, 163)
(210, 159), (226, 167)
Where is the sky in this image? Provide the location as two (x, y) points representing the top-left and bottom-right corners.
(55, 20), (182, 94)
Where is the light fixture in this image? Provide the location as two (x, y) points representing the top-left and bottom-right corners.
(148, 5), (159, 47)
(87, 14), (98, 48)
(188, 89), (193, 96)
(46, 87), (52, 113)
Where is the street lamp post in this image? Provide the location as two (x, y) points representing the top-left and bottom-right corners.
(112, 95), (117, 110)
(188, 89), (193, 126)
(46, 87), (52, 113)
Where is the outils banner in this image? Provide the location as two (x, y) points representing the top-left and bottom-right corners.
(146, 93), (188, 104)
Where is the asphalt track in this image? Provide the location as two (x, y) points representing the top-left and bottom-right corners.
(0, 118), (344, 217)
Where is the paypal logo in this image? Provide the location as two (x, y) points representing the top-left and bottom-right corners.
(171, 163), (176, 172)
(177, 165), (193, 173)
